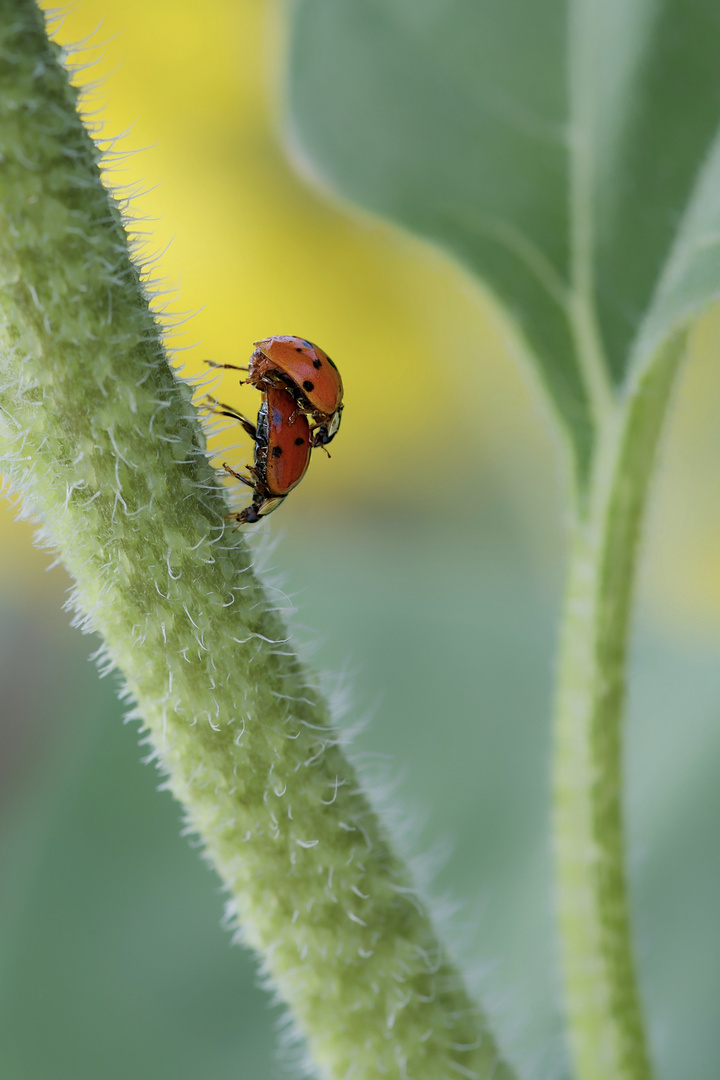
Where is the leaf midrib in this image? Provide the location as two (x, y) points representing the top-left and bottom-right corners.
(568, 0), (616, 432)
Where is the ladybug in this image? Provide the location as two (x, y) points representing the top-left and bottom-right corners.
(211, 386), (312, 524)
(207, 335), (344, 448)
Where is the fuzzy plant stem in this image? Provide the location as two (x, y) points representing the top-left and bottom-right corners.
(553, 335), (684, 1080)
(0, 5), (517, 1079)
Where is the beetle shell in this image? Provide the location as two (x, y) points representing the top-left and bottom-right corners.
(252, 335), (343, 417)
(258, 385), (312, 497)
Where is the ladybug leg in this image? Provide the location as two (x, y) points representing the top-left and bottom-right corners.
(204, 360), (252, 389)
(264, 370), (305, 400)
(204, 396), (257, 440)
(222, 468), (268, 527)
(222, 462), (270, 498)
(204, 360), (249, 373)
(221, 462), (257, 489)
(221, 457), (275, 527)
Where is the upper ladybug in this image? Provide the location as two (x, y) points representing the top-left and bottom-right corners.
(250, 335), (343, 422)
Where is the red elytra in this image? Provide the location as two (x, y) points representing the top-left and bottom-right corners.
(251, 335), (343, 416)
(262, 385), (312, 497)
(219, 385), (312, 524)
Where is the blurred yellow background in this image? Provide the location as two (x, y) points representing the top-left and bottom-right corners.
(0, 0), (716, 631)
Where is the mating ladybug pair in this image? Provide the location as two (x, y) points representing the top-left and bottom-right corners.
(207, 335), (343, 524)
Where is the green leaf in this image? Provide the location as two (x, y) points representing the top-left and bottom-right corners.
(630, 129), (720, 382)
(285, 0), (719, 479)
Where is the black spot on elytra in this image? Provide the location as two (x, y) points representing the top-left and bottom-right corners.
(272, 446), (283, 457)
(312, 358), (322, 368)
(295, 437), (305, 445)
(295, 346), (303, 352)
(303, 380), (315, 392)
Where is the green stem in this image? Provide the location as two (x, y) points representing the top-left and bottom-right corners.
(554, 335), (685, 1080)
(0, 4), (516, 1078)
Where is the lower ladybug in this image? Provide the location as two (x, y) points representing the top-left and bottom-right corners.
(206, 334), (344, 449)
(211, 386), (312, 524)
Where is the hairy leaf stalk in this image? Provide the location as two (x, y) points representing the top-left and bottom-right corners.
(554, 337), (684, 1080)
(0, 4), (516, 1078)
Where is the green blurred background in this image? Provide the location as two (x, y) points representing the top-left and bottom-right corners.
(0, 3), (718, 1078)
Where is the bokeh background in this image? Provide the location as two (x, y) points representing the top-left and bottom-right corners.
(0, 3), (718, 1078)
